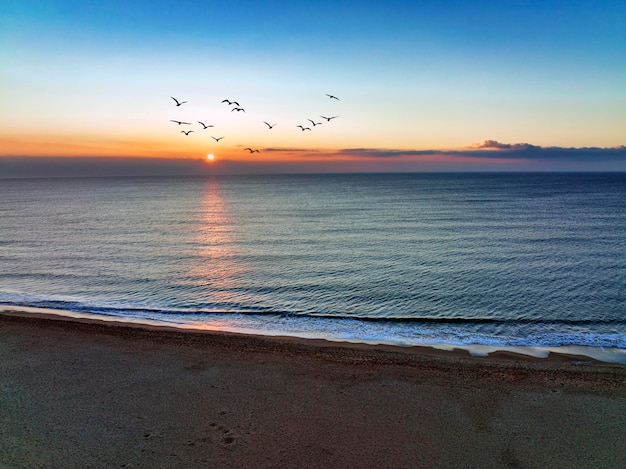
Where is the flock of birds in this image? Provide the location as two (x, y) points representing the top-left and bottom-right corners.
(169, 94), (340, 155)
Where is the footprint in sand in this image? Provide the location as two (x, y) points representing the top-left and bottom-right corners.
(209, 422), (236, 446)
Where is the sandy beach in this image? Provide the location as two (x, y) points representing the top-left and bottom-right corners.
(1, 310), (625, 468)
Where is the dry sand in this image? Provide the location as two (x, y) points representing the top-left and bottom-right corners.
(1, 310), (625, 468)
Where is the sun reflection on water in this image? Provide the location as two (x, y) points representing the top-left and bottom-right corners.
(187, 180), (246, 311)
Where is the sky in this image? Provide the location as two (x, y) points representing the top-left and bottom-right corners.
(1, 0), (625, 176)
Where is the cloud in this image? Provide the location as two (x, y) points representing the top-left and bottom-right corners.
(471, 140), (541, 151)
(0, 157), (212, 179)
(466, 142), (626, 161)
(337, 148), (445, 158)
(2, 142), (625, 178)
(262, 147), (318, 154)
(333, 142), (626, 162)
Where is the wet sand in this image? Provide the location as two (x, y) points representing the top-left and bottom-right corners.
(1, 310), (625, 468)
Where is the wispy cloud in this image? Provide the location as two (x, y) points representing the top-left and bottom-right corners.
(262, 147), (318, 154)
(336, 148), (446, 158)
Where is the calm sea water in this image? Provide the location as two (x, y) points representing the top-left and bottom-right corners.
(1, 173), (625, 360)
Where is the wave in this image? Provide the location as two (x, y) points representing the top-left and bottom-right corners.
(2, 296), (626, 355)
(2, 296), (625, 327)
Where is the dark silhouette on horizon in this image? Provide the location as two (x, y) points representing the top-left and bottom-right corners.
(244, 148), (260, 153)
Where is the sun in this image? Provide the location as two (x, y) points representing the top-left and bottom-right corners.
(206, 154), (215, 161)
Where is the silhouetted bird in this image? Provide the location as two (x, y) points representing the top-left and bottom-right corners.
(263, 121), (277, 129)
(320, 115), (339, 122)
(244, 148), (260, 153)
(308, 119), (322, 126)
(231, 107), (245, 112)
(297, 125), (312, 131)
(198, 121), (214, 129)
(325, 94), (340, 100)
(212, 136), (224, 142)
(221, 99), (240, 106)
(171, 120), (191, 125)
(181, 130), (193, 135)
(171, 97), (188, 106)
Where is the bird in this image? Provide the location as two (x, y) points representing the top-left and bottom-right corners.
(231, 107), (245, 112)
(211, 136), (224, 142)
(320, 115), (339, 122)
(325, 94), (340, 100)
(171, 120), (191, 125)
(198, 121), (214, 129)
(308, 119), (322, 127)
(181, 130), (193, 135)
(263, 121), (277, 129)
(221, 99), (240, 106)
(297, 125), (312, 131)
(171, 97), (188, 106)
(244, 148), (260, 153)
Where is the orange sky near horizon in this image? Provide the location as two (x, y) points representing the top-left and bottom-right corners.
(0, 130), (523, 167)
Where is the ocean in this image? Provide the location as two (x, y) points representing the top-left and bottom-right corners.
(1, 173), (625, 362)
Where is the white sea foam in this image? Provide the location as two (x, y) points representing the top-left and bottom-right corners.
(5, 305), (625, 364)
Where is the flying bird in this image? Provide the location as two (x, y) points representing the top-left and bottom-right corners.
(308, 119), (322, 127)
(325, 94), (340, 100)
(171, 120), (191, 125)
(244, 148), (260, 153)
(171, 97), (188, 106)
(263, 121), (277, 129)
(221, 99), (240, 106)
(198, 121), (214, 129)
(297, 125), (311, 131)
(231, 107), (245, 112)
(181, 130), (193, 135)
(320, 115), (339, 122)
(211, 136), (224, 142)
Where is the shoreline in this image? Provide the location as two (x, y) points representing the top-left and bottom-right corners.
(1, 308), (625, 382)
(1, 309), (625, 468)
(2, 305), (626, 365)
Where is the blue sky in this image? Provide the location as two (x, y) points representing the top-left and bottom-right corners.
(1, 0), (625, 175)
